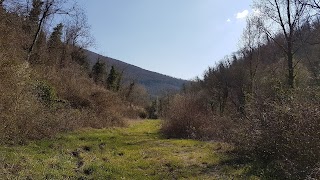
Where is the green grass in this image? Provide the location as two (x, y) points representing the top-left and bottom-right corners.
(0, 120), (258, 179)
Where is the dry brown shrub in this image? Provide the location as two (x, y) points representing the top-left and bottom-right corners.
(33, 63), (125, 128)
(234, 88), (320, 179)
(0, 10), (26, 61)
(0, 57), (126, 144)
(0, 8), (127, 145)
(0, 57), (55, 144)
(89, 89), (125, 127)
(161, 92), (234, 140)
(122, 105), (147, 119)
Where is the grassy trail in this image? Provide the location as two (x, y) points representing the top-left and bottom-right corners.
(0, 120), (254, 179)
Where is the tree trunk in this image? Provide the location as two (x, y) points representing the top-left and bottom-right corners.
(287, 51), (294, 88)
(27, 2), (52, 62)
(287, 34), (295, 88)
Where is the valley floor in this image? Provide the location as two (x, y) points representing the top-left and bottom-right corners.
(0, 120), (257, 179)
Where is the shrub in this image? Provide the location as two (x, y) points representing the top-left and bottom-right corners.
(161, 92), (233, 140)
(122, 106), (148, 119)
(89, 90), (125, 127)
(0, 59), (54, 144)
(234, 88), (320, 179)
(0, 8), (127, 145)
(0, 57), (127, 144)
(162, 85), (320, 179)
(34, 64), (126, 128)
(138, 109), (148, 119)
(35, 81), (58, 107)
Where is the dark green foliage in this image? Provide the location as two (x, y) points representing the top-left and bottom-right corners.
(91, 60), (107, 84)
(35, 81), (58, 107)
(115, 71), (122, 91)
(22, 0), (43, 34)
(29, 0), (44, 23)
(146, 100), (158, 119)
(106, 66), (121, 91)
(48, 23), (63, 51)
(47, 23), (64, 66)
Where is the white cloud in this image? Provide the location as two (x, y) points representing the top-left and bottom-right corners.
(227, 18), (231, 22)
(236, 10), (249, 19)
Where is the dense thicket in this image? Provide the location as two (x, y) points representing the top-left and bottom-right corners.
(162, 0), (320, 179)
(0, 0), (148, 145)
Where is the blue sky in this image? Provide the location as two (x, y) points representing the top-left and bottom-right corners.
(77, 0), (253, 80)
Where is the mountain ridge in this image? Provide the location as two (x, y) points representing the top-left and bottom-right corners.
(85, 50), (188, 96)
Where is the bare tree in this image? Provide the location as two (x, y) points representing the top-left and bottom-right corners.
(299, 0), (320, 10)
(254, 0), (308, 88)
(58, 5), (94, 68)
(26, 0), (73, 62)
(240, 15), (264, 93)
(63, 6), (94, 49)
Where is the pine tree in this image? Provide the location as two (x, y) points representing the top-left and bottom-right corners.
(91, 60), (107, 85)
(115, 71), (122, 91)
(48, 23), (63, 50)
(107, 66), (120, 91)
(23, 0), (43, 34)
(47, 23), (63, 66)
(29, 0), (44, 23)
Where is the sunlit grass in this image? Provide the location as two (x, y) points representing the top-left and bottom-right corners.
(0, 120), (258, 179)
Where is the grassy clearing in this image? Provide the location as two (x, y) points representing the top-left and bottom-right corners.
(0, 120), (258, 179)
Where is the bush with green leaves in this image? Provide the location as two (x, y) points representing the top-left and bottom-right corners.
(35, 81), (58, 107)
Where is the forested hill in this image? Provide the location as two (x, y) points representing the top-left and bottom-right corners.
(85, 50), (188, 96)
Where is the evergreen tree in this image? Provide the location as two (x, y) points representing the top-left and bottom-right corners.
(115, 71), (122, 91)
(48, 23), (63, 50)
(29, 0), (44, 23)
(91, 60), (107, 84)
(47, 23), (63, 66)
(107, 66), (120, 91)
(146, 100), (158, 119)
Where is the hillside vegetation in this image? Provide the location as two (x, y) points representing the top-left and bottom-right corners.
(161, 1), (320, 179)
(0, 0), (151, 145)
